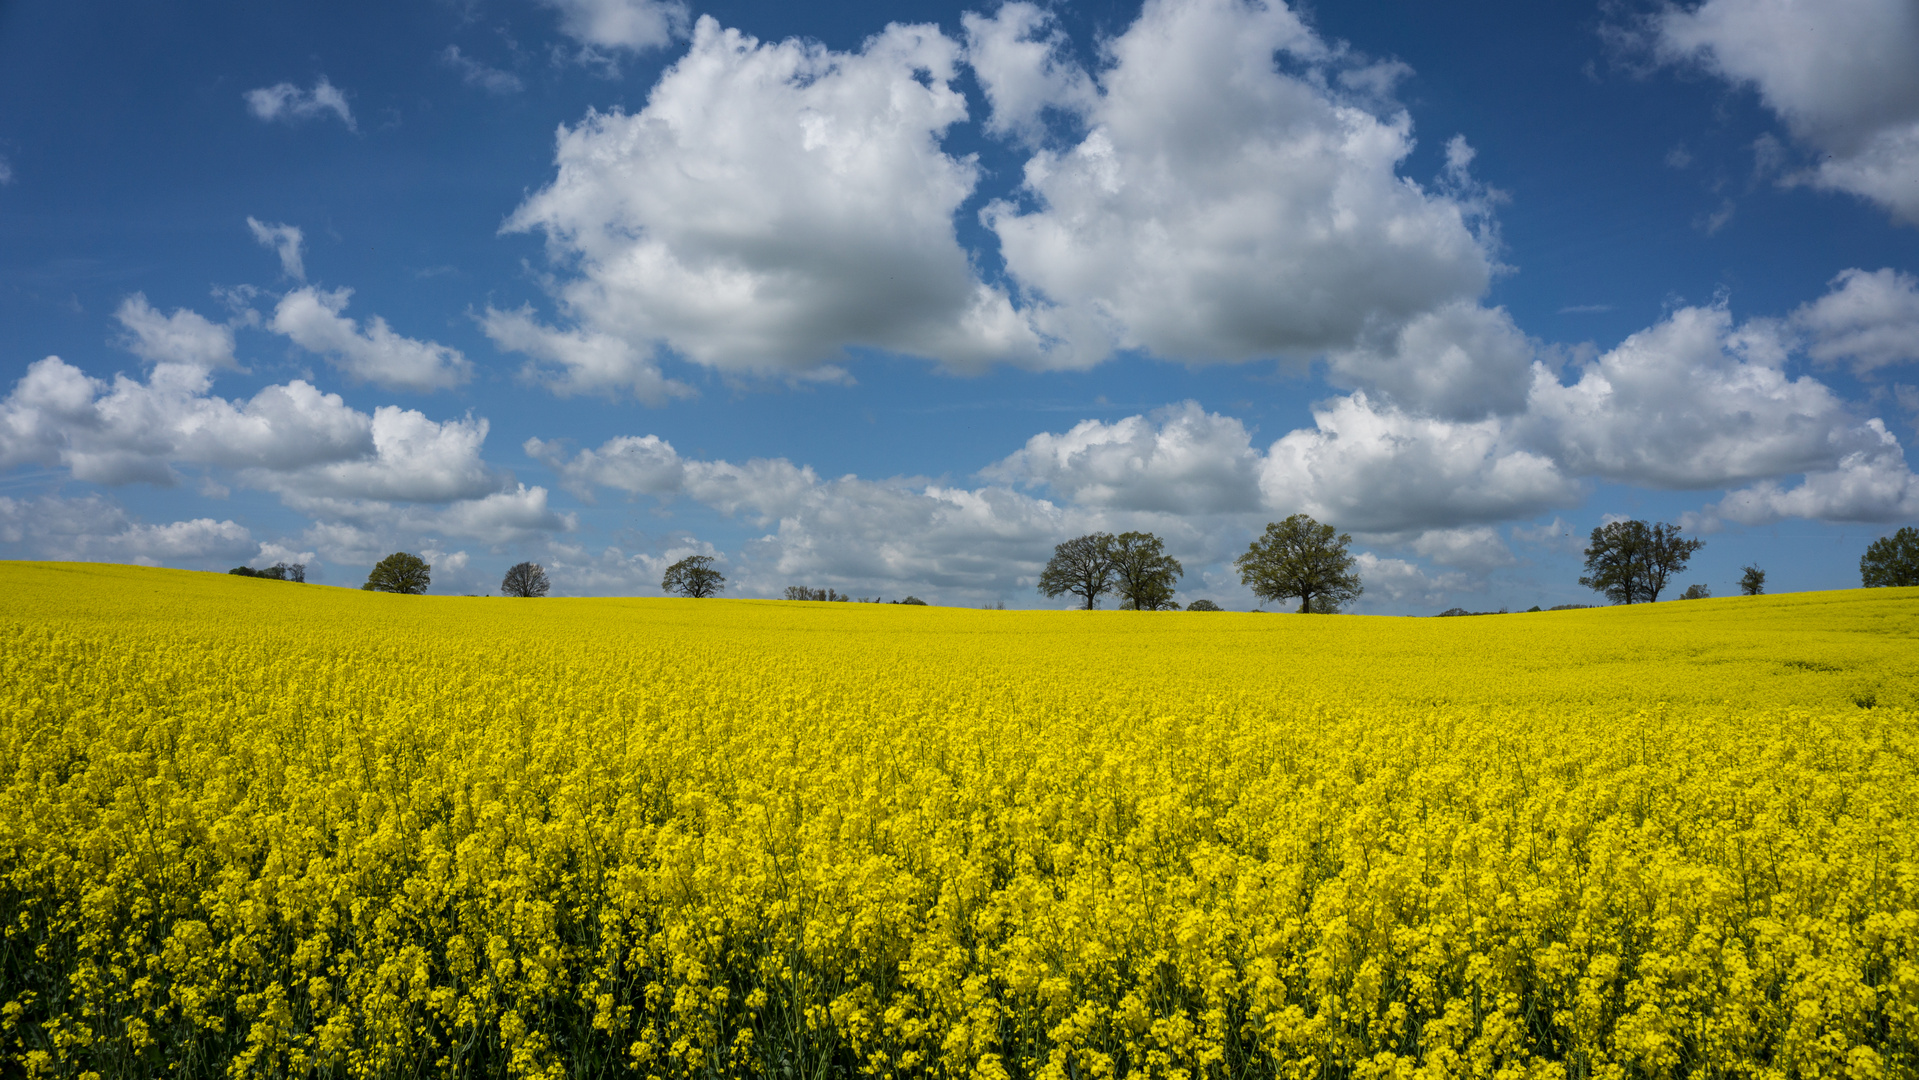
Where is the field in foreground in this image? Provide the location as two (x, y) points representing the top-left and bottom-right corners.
(2, 564), (1916, 1080)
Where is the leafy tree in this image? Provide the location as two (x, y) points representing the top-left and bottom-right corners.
(501, 561), (550, 597)
(1038, 532), (1117, 609)
(892, 596), (927, 605)
(363, 552), (430, 594)
(1861, 526), (1919, 587)
(1109, 531), (1183, 610)
(1234, 514), (1363, 614)
(1739, 564), (1766, 595)
(1578, 520), (1702, 604)
(1184, 599), (1222, 611)
(785, 586), (849, 601)
(1679, 583), (1711, 600)
(229, 562), (305, 582)
(662, 555), (724, 598)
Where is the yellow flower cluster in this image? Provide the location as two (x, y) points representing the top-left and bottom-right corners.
(2, 562), (1915, 1079)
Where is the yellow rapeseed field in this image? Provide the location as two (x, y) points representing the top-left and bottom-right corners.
(2, 562), (1916, 1080)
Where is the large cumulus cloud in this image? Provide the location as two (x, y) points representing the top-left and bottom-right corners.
(494, 16), (1038, 381)
(1652, 0), (1919, 224)
(980, 0), (1495, 366)
(496, 0), (1499, 385)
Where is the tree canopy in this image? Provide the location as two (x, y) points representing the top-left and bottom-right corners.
(1038, 533), (1118, 609)
(1578, 521), (1702, 604)
(1234, 514), (1362, 614)
(1861, 527), (1919, 587)
(785, 586), (848, 601)
(1739, 564), (1766, 596)
(1110, 531), (1183, 610)
(229, 562), (305, 583)
(662, 555), (724, 598)
(501, 561), (550, 598)
(363, 552), (430, 594)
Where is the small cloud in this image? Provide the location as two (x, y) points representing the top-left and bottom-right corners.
(541, 0), (687, 57)
(271, 286), (474, 392)
(1665, 143), (1693, 169)
(1752, 133), (1787, 180)
(1694, 197), (1735, 235)
(247, 217), (306, 280)
(441, 45), (524, 94)
(243, 76), (356, 132)
(1557, 304), (1614, 315)
(0, 155), (13, 185)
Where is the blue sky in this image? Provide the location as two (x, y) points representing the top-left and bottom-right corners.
(3, 0), (1917, 610)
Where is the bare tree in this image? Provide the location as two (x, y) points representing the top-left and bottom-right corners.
(1038, 533), (1117, 609)
(501, 561), (550, 597)
(662, 555), (724, 598)
(1235, 515), (1362, 613)
(1110, 531), (1183, 610)
(364, 552), (430, 594)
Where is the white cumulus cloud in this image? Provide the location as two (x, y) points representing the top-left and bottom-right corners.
(1793, 267), (1919, 373)
(541, 0), (688, 53)
(1351, 552), (1470, 608)
(255, 407), (499, 505)
(1260, 392), (1578, 532)
(1691, 420), (1919, 526)
(1324, 301), (1536, 420)
(243, 76), (356, 132)
(115, 294), (240, 371)
(982, 401), (1264, 514)
(0, 356), (369, 486)
(1408, 526), (1516, 571)
(1521, 303), (1875, 488)
(271, 287), (472, 392)
(501, 0), (1501, 387)
(503, 16), (1035, 379)
(983, 0), (1495, 366)
(247, 218), (306, 280)
(1652, 0), (1919, 224)
(0, 303), (513, 511)
(961, 3), (1097, 145)
(479, 306), (691, 404)
(0, 494), (254, 564)
(527, 432), (1182, 603)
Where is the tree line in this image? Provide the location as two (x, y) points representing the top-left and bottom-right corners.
(228, 561), (305, 582)
(1577, 521), (1917, 603)
(1039, 514), (1364, 612)
(335, 522), (1919, 604)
